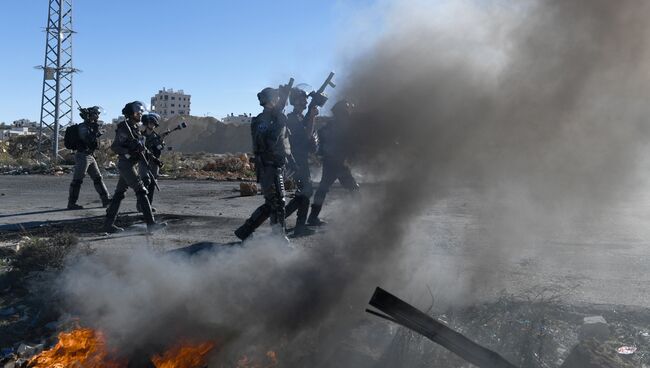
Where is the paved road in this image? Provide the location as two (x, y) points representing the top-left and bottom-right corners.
(1, 174), (650, 308)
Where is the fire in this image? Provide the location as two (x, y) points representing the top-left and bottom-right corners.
(29, 327), (263, 368)
(151, 341), (215, 368)
(28, 328), (125, 368)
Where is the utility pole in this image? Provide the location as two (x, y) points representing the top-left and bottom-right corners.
(36, 0), (78, 161)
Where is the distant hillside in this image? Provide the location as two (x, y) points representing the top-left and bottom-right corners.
(103, 115), (252, 154)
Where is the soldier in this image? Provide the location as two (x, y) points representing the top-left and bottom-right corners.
(103, 101), (166, 233)
(284, 87), (320, 237)
(234, 86), (292, 242)
(67, 106), (111, 209)
(137, 113), (164, 212)
(308, 99), (359, 226)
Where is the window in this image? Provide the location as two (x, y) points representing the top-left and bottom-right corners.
(164, 95), (168, 100)
(171, 104), (175, 107)
(171, 111), (175, 114)
(171, 96), (175, 100)
(179, 110), (184, 114)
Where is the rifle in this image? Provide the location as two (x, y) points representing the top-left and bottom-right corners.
(306, 72), (336, 134)
(160, 120), (188, 139)
(121, 120), (160, 192)
(276, 78), (295, 114)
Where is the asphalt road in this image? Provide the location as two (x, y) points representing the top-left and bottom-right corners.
(1, 174), (650, 308)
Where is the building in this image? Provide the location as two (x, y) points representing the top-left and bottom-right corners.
(13, 119), (38, 128)
(150, 88), (191, 120)
(222, 113), (252, 124)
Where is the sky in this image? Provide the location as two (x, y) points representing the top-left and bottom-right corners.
(0, 0), (384, 123)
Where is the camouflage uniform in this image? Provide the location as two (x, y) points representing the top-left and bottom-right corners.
(67, 121), (110, 209)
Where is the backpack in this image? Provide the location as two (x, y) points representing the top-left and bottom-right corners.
(63, 124), (81, 150)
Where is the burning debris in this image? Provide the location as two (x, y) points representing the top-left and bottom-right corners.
(24, 327), (216, 368)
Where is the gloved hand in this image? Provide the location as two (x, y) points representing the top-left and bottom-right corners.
(152, 157), (164, 168)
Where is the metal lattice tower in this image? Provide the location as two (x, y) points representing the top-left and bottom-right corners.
(37, 0), (78, 161)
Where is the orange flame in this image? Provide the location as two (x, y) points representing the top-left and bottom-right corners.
(28, 328), (125, 368)
(151, 341), (215, 368)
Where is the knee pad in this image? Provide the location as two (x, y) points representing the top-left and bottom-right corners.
(71, 179), (83, 187)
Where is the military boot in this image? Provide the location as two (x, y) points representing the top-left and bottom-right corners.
(93, 178), (111, 207)
(307, 204), (327, 226)
(103, 196), (124, 233)
(136, 192), (166, 233)
(292, 198), (315, 237)
(67, 181), (83, 210)
(235, 204), (271, 241)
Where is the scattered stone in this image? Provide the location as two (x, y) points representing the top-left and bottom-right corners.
(579, 315), (610, 342)
(617, 346), (637, 355)
(240, 182), (258, 196)
(16, 343), (43, 359)
(561, 340), (635, 368)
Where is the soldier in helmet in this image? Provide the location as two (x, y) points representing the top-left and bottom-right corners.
(308, 99), (359, 226)
(137, 112), (164, 212)
(234, 85), (292, 242)
(283, 87), (322, 236)
(103, 101), (166, 233)
(67, 105), (111, 209)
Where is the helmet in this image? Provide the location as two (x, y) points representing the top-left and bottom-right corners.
(257, 87), (278, 106)
(121, 101), (146, 117)
(79, 105), (103, 121)
(289, 87), (308, 106)
(331, 99), (354, 116)
(141, 113), (161, 127)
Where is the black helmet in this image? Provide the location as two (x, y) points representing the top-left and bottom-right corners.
(289, 88), (308, 106)
(141, 113), (161, 127)
(257, 87), (278, 106)
(79, 105), (103, 121)
(331, 99), (354, 116)
(121, 101), (146, 117)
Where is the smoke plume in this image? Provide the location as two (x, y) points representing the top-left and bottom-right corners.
(59, 0), (650, 365)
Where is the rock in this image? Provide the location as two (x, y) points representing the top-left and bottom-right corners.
(561, 340), (635, 368)
(578, 315), (610, 342)
(16, 344), (42, 359)
(240, 182), (258, 196)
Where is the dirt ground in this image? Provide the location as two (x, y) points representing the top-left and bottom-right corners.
(2, 174), (650, 306)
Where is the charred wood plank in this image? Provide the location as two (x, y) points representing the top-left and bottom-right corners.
(368, 287), (518, 368)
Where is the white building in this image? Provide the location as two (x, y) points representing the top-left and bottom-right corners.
(13, 119), (38, 128)
(150, 88), (191, 120)
(222, 113), (252, 124)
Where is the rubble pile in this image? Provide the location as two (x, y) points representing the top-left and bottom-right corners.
(160, 152), (255, 181)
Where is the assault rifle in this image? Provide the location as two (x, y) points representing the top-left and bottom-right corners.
(122, 120), (160, 192)
(305, 72), (336, 136)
